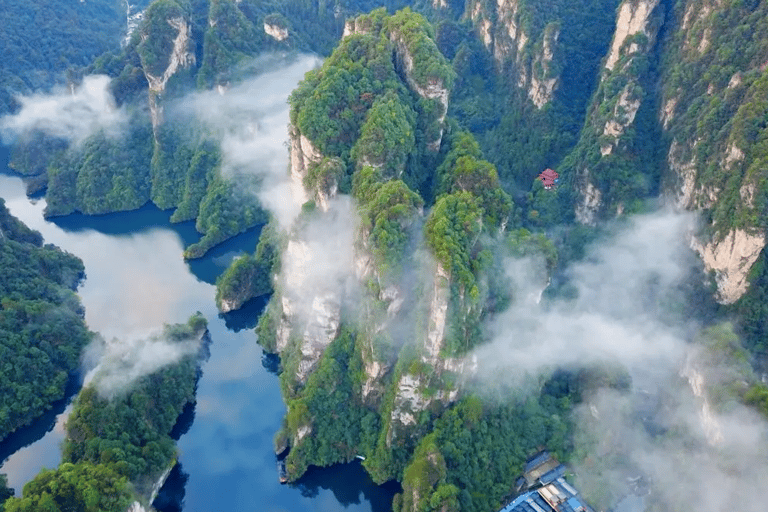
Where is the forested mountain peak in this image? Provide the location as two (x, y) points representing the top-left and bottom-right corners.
(3, 0), (768, 511)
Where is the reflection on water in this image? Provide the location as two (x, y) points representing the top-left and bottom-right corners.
(296, 461), (402, 512)
(219, 295), (269, 332)
(0, 376), (78, 467)
(0, 165), (397, 511)
(0, 403), (72, 493)
(153, 463), (189, 512)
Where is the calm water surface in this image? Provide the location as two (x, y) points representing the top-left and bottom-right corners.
(0, 156), (397, 511)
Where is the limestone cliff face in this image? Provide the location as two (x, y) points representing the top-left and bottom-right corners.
(276, 132), (468, 458)
(528, 26), (560, 109)
(691, 230), (766, 305)
(660, 0), (768, 304)
(274, 126), (344, 382)
(604, 0), (658, 71)
(275, 236), (344, 382)
(389, 34), (450, 151)
(264, 22), (288, 41)
(140, 16), (196, 134)
(288, 124), (320, 209)
(124, 3), (145, 47)
(385, 261), (473, 439)
(268, 9), (499, 484)
(681, 358), (724, 445)
(575, 177), (603, 226)
(124, 461), (173, 512)
(342, 16), (377, 38)
(466, 0), (560, 108)
(570, 0), (660, 224)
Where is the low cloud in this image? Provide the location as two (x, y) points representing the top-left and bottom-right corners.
(1, 75), (127, 144)
(83, 330), (202, 399)
(470, 210), (768, 512)
(174, 54), (322, 229)
(280, 196), (360, 329)
(474, 210), (697, 381)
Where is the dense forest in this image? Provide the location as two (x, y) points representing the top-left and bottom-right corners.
(1, 314), (209, 512)
(0, 199), (91, 443)
(3, 0), (425, 259)
(247, 8), (583, 511)
(3, 0), (768, 511)
(0, 0), (133, 115)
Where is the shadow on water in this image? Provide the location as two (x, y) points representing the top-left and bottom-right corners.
(219, 294), (270, 332)
(0, 374), (80, 463)
(261, 351), (281, 376)
(184, 227), (263, 285)
(47, 203), (263, 285)
(170, 401), (197, 442)
(3, 146), (402, 512)
(153, 462), (189, 512)
(1, 147), (261, 286)
(293, 461), (402, 512)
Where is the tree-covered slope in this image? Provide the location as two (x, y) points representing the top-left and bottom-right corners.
(2, 463), (133, 512)
(241, 9), (577, 512)
(0, 0), (127, 115)
(455, 0), (768, 313)
(0, 199), (91, 442)
(2, 314), (209, 512)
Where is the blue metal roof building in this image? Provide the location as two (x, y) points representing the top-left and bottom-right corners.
(524, 451), (551, 474)
(497, 477), (592, 512)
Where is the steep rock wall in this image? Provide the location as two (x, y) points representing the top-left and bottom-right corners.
(466, 0), (561, 108)
(660, 0), (768, 303)
(264, 23), (288, 41)
(140, 16), (196, 134)
(390, 34), (450, 151)
(604, 0), (658, 71)
(691, 230), (766, 305)
(569, 0), (660, 223)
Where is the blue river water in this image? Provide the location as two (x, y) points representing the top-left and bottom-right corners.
(0, 151), (398, 511)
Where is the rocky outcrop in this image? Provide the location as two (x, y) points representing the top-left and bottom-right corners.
(667, 138), (721, 211)
(601, 86), (642, 156)
(219, 298), (238, 314)
(342, 17), (374, 37)
(599, 0), (660, 154)
(124, 2), (145, 47)
(143, 16), (195, 90)
(423, 263), (450, 366)
(467, 0), (560, 108)
(468, 0), (521, 67)
(124, 461), (172, 512)
(389, 372), (459, 434)
(386, 262), (470, 435)
(276, 239), (343, 381)
(658, 0), (768, 304)
(575, 177), (602, 226)
(679, 0), (719, 54)
(288, 124), (320, 209)
(390, 374), (431, 428)
(141, 16), (195, 134)
(148, 464), (173, 504)
(571, 0), (661, 222)
(604, 0), (658, 71)
(264, 23), (288, 41)
(691, 229), (766, 305)
(390, 34), (449, 151)
(274, 126), (354, 382)
(681, 355), (723, 445)
(528, 27), (560, 108)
